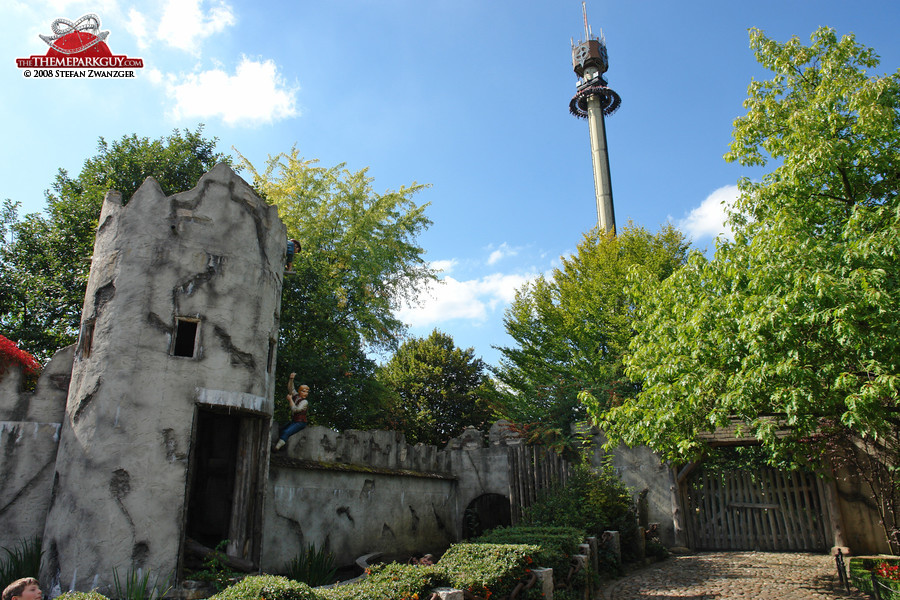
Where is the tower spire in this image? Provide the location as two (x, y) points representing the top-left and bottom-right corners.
(582, 2), (590, 41)
(569, 5), (621, 234)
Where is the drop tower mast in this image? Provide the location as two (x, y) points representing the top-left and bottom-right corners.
(569, 2), (621, 234)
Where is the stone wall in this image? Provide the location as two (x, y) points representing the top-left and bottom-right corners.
(262, 426), (514, 570)
(588, 431), (676, 547)
(0, 346), (73, 550)
(832, 461), (893, 554)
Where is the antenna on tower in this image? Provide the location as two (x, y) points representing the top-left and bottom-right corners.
(582, 1), (589, 41)
(570, 1), (621, 234)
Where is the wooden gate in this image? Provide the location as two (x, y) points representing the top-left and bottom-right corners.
(508, 444), (570, 524)
(682, 466), (829, 551)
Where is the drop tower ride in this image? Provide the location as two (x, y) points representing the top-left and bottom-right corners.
(569, 3), (621, 234)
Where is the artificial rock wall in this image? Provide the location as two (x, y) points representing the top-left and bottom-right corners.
(588, 431), (676, 547)
(40, 164), (285, 593)
(0, 346), (73, 549)
(262, 425), (514, 570)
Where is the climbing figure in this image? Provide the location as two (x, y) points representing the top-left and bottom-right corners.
(274, 372), (308, 451)
(286, 239), (301, 272)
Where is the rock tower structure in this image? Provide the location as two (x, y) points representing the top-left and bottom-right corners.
(41, 164), (285, 591)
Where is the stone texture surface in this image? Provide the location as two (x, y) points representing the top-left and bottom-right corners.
(0, 345), (73, 550)
(40, 164), (285, 594)
(264, 461), (455, 569)
(590, 430), (677, 547)
(0, 345), (73, 423)
(262, 425), (515, 570)
(601, 552), (861, 600)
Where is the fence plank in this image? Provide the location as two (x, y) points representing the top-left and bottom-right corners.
(724, 472), (737, 548)
(762, 469), (781, 551)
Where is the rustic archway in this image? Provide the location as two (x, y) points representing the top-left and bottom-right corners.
(462, 493), (511, 539)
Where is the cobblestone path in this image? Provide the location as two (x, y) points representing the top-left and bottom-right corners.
(600, 552), (863, 600)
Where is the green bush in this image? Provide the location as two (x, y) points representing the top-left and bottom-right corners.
(318, 563), (442, 600)
(474, 526), (584, 583)
(437, 543), (539, 599)
(0, 537), (43, 591)
(57, 593), (109, 600)
(319, 544), (540, 600)
(645, 539), (669, 560)
(849, 557), (900, 599)
(519, 462), (638, 561)
(188, 541), (240, 592)
(284, 544), (337, 587)
(211, 575), (318, 600)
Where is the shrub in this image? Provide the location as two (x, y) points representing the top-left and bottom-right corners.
(318, 563), (442, 600)
(849, 557), (900, 598)
(319, 544), (540, 600)
(645, 539), (669, 559)
(474, 526), (584, 583)
(519, 462), (638, 560)
(872, 561), (900, 599)
(284, 544), (337, 587)
(188, 541), (240, 591)
(437, 543), (539, 599)
(0, 335), (41, 390)
(0, 538), (43, 592)
(210, 575), (318, 600)
(57, 593), (109, 600)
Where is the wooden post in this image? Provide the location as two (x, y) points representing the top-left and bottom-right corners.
(821, 475), (848, 552)
(669, 464), (689, 548)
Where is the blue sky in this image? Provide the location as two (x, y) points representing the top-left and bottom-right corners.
(3, 0), (899, 368)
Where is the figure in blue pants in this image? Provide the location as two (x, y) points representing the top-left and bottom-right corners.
(275, 372), (308, 451)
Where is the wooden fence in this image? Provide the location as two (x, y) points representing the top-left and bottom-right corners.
(508, 444), (570, 524)
(682, 466), (829, 551)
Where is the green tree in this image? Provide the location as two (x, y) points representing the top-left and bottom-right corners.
(0, 126), (230, 361)
(495, 224), (689, 453)
(599, 28), (900, 548)
(378, 329), (496, 446)
(242, 150), (436, 430)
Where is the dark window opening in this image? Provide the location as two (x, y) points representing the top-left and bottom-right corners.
(173, 318), (199, 357)
(78, 320), (95, 358)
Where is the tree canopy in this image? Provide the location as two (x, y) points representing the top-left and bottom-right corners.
(599, 27), (900, 464)
(0, 127), (230, 361)
(241, 150), (436, 429)
(378, 329), (496, 446)
(493, 224), (689, 453)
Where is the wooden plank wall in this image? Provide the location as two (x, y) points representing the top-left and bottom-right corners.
(508, 444), (570, 524)
(684, 467), (829, 551)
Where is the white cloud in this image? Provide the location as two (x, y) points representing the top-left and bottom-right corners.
(399, 272), (536, 328)
(163, 56), (299, 126)
(677, 185), (738, 241)
(157, 0), (235, 54)
(430, 259), (457, 274)
(486, 242), (520, 266)
(145, 67), (164, 84)
(125, 8), (150, 50)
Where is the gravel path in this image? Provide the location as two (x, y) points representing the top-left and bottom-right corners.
(600, 552), (863, 600)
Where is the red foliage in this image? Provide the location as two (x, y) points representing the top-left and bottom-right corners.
(0, 334), (42, 379)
